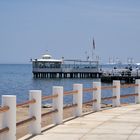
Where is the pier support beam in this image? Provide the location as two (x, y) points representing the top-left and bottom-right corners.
(113, 80), (120, 107)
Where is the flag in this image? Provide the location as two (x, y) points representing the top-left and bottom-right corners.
(93, 37), (95, 49)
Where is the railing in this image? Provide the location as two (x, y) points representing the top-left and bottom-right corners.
(0, 79), (140, 140)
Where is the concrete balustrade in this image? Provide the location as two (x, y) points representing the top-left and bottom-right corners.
(135, 79), (140, 103)
(1, 95), (16, 140)
(52, 86), (63, 124)
(73, 84), (83, 117)
(93, 82), (101, 111)
(29, 90), (42, 134)
(113, 80), (120, 107)
(0, 80), (140, 140)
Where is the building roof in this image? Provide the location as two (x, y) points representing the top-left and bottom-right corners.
(32, 54), (62, 62)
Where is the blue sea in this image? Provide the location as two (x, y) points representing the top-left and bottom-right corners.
(0, 64), (135, 104)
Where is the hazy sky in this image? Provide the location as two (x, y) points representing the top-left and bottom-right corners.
(0, 0), (140, 64)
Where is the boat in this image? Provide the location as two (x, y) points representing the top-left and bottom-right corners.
(31, 53), (102, 78)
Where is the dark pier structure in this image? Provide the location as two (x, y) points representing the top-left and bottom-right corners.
(101, 75), (140, 83)
(33, 71), (102, 79)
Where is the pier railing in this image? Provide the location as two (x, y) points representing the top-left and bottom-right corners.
(0, 79), (140, 140)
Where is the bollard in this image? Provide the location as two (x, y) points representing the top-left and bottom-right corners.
(135, 79), (140, 103)
(93, 82), (101, 111)
(73, 84), (83, 117)
(29, 90), (42, 134)
(113, 80), (120, 107)
(52, 86), (63, 124)
(1, 95), (16, 140)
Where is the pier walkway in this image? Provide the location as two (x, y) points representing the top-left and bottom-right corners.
(21, 104), (140, 140)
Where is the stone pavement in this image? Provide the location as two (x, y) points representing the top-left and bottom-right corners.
(21, 104), (140, 140)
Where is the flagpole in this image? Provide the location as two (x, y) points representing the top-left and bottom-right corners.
(92, 48), (94, 61)
(92, 37), (95, 61)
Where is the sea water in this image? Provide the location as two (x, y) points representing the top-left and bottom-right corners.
(0, 64), (135, 104)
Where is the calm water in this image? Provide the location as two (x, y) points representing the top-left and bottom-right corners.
(0, 64), (135, 104)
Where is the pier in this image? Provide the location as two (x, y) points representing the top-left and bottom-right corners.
(32, 63), (102, 79)
(31, 54), (140, 83)
(32, 54), (102, 79)
(101, 75), (140, 83)
(33, 70), (140, 83)
(101, 64), (140, 83)
(0, 80), (140, 139)
(32, 53), (140, 83)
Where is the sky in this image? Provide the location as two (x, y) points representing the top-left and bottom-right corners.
(0, 0), (140, 64)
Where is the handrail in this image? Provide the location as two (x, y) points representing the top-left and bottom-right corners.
(101, 96), (116, 101)
(64, 90), (78, 95)
(83, 99), (97, 105)
(17, 94), (58, 107)
(0, 127), (9, 134)
(120, 93), (138, 98)
(0, 106), (9, 113)
(42, 94), (58, 101)
(16, 116), (36, 127)
(101, 86), (116, 90)
(15, 83), (138, 108)
(83, 88), (97, 93)
(16, 99), (36, 108)
(41, 109), (58, 117)
(121, 84), (138, 88)
(63, 104), (77, 109)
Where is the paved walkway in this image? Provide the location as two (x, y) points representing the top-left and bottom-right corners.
(22, 104), (140, 140)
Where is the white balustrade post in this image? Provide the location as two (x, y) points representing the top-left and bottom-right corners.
(113, 80), (120, 107)
(2, 95), (16, 140)
(73, 84), (83, 117)
(93, 82), (101, 111)
(135, 79), (140, 103)
(52, 86), (63, 124)
(29, 90), (42, 134)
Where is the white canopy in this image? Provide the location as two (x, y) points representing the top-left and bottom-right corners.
(32, 54), (62, 63)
